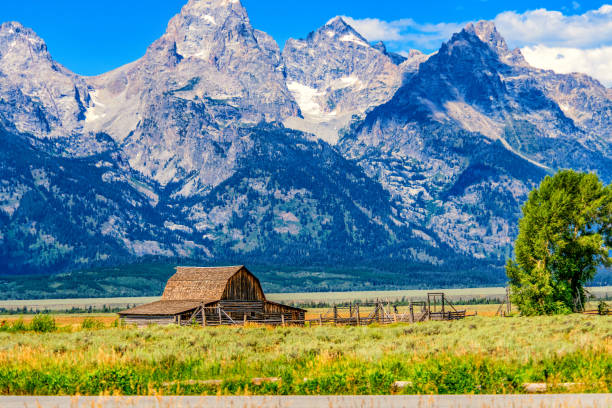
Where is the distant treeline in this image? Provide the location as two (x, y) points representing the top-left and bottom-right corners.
(0, 261), (609, 301)
(0, 305), (134, 315)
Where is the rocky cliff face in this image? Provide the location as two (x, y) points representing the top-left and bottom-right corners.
(0, 0), (448, 275)
(282, 17), (404, 144)
(84, 0), (300, 195)
(0, 2), (610, 282)
(0, 22), (90, 138)
(339, 21), (612, 259)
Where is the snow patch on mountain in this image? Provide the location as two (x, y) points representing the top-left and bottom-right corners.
(287, 81), (329, 118)
(282, 17), (402, 144)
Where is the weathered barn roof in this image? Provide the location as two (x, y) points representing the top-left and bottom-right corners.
(119, 265), (305, 318)
(161, 265), (261, 303)
(118, 300), (201, 316)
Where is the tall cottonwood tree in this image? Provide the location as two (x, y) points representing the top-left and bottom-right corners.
(506, 170), (611, 315)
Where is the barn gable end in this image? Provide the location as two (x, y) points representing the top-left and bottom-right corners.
(222, 268), (265, 301)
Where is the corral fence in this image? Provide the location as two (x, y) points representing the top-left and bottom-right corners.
(183, 293), (473, 327)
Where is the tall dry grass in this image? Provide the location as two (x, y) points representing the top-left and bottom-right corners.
(0, 314), (609, 395)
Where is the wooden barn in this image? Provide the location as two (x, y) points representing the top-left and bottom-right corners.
(119, 266), (305, 326)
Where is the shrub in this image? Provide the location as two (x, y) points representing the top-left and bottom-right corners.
(597, 301), (609, 315)
(81, 318), (105, 330)
(11, 319), (27, 332)
(30, 315), (56, 333)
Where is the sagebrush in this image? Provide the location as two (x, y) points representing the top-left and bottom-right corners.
(0, 314), (609, 395)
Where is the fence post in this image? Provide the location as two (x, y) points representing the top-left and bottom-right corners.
(409, 301), (414, 323)
(333, 306), (338, 325)
(356, 305), (360, 326)
(203, 310), (207, 327)
(281, 314), (285, 327)
(319, 314), (323, 326)
(218, 306), (222, 325)
(441, 294), (445, 316)
(507, 287), (512, 315)
(244, 313), (247, 326)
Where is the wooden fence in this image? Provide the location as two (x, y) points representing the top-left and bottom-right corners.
(583, 309), (611, 315)
(182, 294), (471, 327)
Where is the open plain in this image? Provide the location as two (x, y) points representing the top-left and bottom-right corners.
(0, 313), (609, 396)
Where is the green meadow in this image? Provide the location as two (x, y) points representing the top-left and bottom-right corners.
(0, 314), (609, 395)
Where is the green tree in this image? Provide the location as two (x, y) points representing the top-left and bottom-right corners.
(506, 170), (611, 315)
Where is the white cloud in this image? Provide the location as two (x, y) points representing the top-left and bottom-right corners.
(340, 17), (404, 42)
(341, 16), (465, 51)
(521, 45), (612, 87)
(341, 5), (612, 86)
(493, 5), (612, 86)
(494, 5), (612, 49)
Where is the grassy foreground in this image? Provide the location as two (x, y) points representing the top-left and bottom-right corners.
(0, 315), (609, 395)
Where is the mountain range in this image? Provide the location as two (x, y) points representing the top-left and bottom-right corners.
(0, 0), (610, 291)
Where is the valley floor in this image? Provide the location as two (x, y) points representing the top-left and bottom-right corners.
(0, 286), (610, 312)
(0, 314), (609, 395)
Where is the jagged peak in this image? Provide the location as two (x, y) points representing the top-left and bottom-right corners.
(459, 20), (528, 66)
(168, 0), (249, 32)
(0, 21), (52, 62)
(302, 16), (370, 46)
(325, 16), (349, 28)
(0, 21), (43, 41)
(464, 21), (509, 54)
(371, 41), (410, 65)
(372, 41), (387, 53)
(178, 0), (247, 18)
(1, 21), (27, 32)
(1, 21), (24, 31)
(324, 16), (363, 37)
(157, 0), (254, 61)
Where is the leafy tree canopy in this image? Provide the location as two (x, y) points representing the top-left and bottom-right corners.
(506, 170), (611, 315)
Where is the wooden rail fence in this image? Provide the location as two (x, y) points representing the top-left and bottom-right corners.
(182, 293), (471, 327)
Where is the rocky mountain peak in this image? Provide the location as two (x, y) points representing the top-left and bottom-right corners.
(464, 21), (527, 66)
(160, 0), (252, 61)
(324, 16), (352, 31)
(0, 22), (90, 138)
(185, 0), (245, 11)
(282, 17), (403, 144)
(83, 0), (299, 192)
(399, 49), (429, 73)
(465, 21), (508, 54)
(372, 41), (387, 53)
(373, 41), (408, 66)
(0, 21), (52, 64)
(307, 16), (370, 46)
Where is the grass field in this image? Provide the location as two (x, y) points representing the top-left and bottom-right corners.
(0, 313), (609, 396)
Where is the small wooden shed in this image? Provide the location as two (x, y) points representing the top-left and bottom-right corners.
(119, 266), (305, 326)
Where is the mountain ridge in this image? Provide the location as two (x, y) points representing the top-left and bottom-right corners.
(0, 0), (610, 287)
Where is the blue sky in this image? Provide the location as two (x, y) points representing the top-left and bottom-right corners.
(1, 1), (611, 85)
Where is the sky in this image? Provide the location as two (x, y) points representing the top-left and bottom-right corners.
(1, 0), (611, 85)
